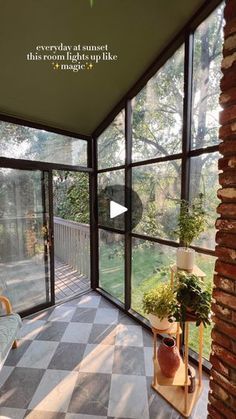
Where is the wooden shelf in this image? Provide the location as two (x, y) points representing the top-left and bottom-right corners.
(152, 322), (182, 335)
(152, 379), (203, 418)
(170, 264), (206, 278)
(153, 358), (190, 386)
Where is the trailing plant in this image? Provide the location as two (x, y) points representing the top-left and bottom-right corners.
(171, 271), (211, 327)
(174, 194), (206, 247)
(143, 284), (176, 319)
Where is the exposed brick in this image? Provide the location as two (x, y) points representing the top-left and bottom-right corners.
(210, 352), (230, 376)
(212, 315), (236, 336)
(217, 203), (236, 218)
(215, 231), (236, 248)
(218, 156), (236, 170)
(220, 105), (236, 125)
(215, 245), (236, 262)
(212, 303), (232, 320)
(219, 122), (236, 140)
(210, 380), (231, 404)
(217, 188), (236, 202)
(214, 274), (235, 291)
(219, 140), (236, 156)
(212, 369), (236, 397)
(208, 403), (226, 419)
(216, 219), (236, 233)
(221, 63), (236, 91)
(224, 0), (236, 21)
(215, 260), (236, 279)
(209, 394), (236, 419)
(222, 52), (236, 70)
(219, 171), (236, 187)
(212, 343), (236, 368)
(213, 289), (236, 310)
(225, 18), (236, 38)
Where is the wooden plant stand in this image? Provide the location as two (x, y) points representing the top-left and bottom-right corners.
(151, 264), (205, 417)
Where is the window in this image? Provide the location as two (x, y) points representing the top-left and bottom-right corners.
(0, 121), (88, 167)
(95, 2), (224, 363)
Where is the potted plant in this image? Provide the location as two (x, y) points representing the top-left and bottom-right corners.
(171, 271), (211, 327)
(175, 194), (206, 271)
(143, 283), (175, 330)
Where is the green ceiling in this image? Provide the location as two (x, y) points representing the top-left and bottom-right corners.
(0, 0), (206, 136)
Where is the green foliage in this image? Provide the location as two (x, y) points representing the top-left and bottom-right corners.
(174, 194), (206, 247)
(53, 171), (89, 223)
(142, 284), (175, 319)
(172, 271), (211, 327)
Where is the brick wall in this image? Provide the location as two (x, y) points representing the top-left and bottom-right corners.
(208, 0), (236, 417)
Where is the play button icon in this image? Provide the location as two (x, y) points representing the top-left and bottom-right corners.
(110, 201), (128, 219)
(97, 184), (142, 230)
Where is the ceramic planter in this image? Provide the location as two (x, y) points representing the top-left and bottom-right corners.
(176, 247), (195, 271)
(157, 337), (181, 378)
(148, 314), (171, 330)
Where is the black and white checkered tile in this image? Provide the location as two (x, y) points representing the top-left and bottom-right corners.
(0, 292), (209, 419)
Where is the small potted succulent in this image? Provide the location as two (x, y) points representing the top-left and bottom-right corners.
(175, 194), (206, 271)
(143, 283), (175, 330)
(171, 271), (211, 327)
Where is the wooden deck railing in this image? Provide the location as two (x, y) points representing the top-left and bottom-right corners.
(53, 217), (90, 278)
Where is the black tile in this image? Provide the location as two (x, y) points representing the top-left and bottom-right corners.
(71, 307), (97, 323)
(146, 377), (179, 419)
(4, 339), (31, 366)
(0, 367), (45, 409)
(48, 342), (86, 371)
(88, 324), (117, 345)
(68, 372), (111, 416)
(99, 298), (115, 309)
(35, 321), (68, 341)
(113, 346), (145, 376)
(118, 312), (138, 326)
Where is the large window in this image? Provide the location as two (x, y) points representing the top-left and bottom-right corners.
(96, 1), (224, 362)
(0, 121), (88, 167)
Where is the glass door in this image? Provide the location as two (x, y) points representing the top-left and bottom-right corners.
(0, 168), (54, 313)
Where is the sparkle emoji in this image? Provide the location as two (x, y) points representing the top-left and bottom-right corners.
(52, 62), (60, 70)
(87, 63), (93, 70)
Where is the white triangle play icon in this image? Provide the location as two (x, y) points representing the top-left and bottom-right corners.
(110, 201), (128, 219)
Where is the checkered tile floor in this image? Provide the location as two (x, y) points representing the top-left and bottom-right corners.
(0, 291), (209, 419)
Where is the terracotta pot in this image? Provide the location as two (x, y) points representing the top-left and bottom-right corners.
(176, 247), (195, 271)
(148, 314), (171, 330)
(157, 337), (181, 378)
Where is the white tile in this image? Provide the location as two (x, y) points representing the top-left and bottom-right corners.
(79, 344), (115, 373)
(47, 305), (76, 322)
(17, 340), (58, 369)
(144, 346), (153, 377)
(0, 366), (14, 388)
(18, 320), (46, 340)
(94, 308), (119, 325)
(61, 323), (92, 343)
(108, 374), (149, 419)
(0, 407), (26, 419)
(115, 324), (143, 347)
(66, 414), (106, 419)
(28, 369), (78, 412)
(77, 294), (101, 308)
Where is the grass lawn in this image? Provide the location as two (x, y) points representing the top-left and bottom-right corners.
(99, 239), (215, 360)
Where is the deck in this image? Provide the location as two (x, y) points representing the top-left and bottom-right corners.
(55, 258), (90, 301)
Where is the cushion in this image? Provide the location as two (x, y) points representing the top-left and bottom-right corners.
(0, 313), (22, 365)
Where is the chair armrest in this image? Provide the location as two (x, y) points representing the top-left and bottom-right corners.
(0, 295), (13, 314)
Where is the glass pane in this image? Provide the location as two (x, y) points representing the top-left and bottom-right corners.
(131, 239), (176, 316)
(0, 168), (51, 312)
(189, 252), (215, 359)
(132, 45), (184, 162)
(53, 171), (90, 300)
(99, 229), (124, 302)
(98, 170), (125, 230)
(132, 160), (181, 240)
(0, 121), (88, 166)
(191, 3), (224, 149)
(189, 152), (219, 249)
(97, 110), (125, 170)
